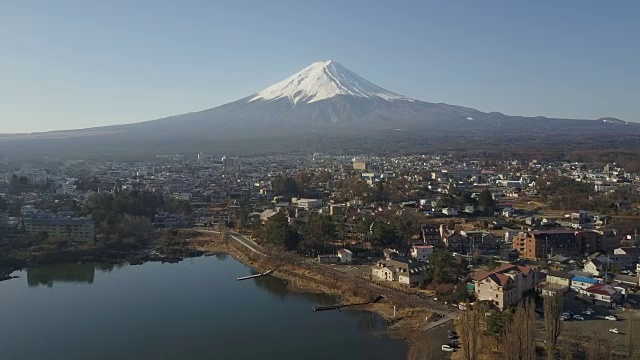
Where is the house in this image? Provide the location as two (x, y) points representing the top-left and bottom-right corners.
(371, 257), (428, 285)
(473, 263), (536, 310)
(442, 208), (459, 216)
(317, 255), (340, 264)
(337, 249), (353, 264)
(442, 230), (466, 253)
(571, 276), (600, 293)
(383, 248), (399, 260)
(259, 209), (278, 223)
(410, 245), (434, 262)
(542, 270), (572, 295)
(583, 283), (621, 307)
(614, 247), (640, 256)
(502, 207), (515, 218)
(421, 225), (442, 247)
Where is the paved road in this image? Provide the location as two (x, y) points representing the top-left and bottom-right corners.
(228, 231), (267, 257)
(196, 229), (267, 257)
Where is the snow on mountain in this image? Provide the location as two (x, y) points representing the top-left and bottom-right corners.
(250, 60), (413, 104)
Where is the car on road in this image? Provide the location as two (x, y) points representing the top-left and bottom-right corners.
(605, 315), (617, 321)
(573, 315), (585, 321)
(582, 309), (594, 315)
(559, 315), (569, 321)
(442, 345), (455, 352)
(609, 328), (619, 334)
(628, 299), (637, 304)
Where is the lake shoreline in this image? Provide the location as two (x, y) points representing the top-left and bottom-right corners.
(186, 232), (452, 360)
(1, 230), (452, 359)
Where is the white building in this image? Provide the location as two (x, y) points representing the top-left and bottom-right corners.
(410, 245), (434, 262)
(292, 198), (323, 209)
(337, 249), (353, 263)
(442, 208), (459, 216)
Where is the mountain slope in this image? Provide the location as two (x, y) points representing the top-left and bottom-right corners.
(0, 60), (637, 158)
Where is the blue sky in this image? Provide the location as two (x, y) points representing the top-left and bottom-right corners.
(1, 0), (639, 132)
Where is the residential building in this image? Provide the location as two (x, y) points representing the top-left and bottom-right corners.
(571, 276), (600, 292)
(153, 212), (188, 228)
(542, 270), (572, 295)
(473, 263), (535, 310)
(371, 258), (428, 285)
(410, 245), (434, 262)
(421, 225), (442, 247)
(583, 283), (621, 307)
(353, 160), (370, 171)
(292, 198), (323, 209)
(512, 230), (580, 260)
(317, 254), (340, 264)
(337, 249), (352, 264)
(24, 214), (94, 242)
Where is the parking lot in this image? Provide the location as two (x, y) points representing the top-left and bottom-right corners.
(540, 292), (640, 354)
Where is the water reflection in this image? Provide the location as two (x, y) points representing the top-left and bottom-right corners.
(27, 263), (95, 287)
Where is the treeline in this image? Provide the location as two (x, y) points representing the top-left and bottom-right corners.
(78, 190), (191, 242)
(255, 211), (428, 252)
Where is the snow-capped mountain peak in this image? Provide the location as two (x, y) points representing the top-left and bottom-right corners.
(250, 60), (413, 104)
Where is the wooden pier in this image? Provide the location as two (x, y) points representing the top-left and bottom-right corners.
(237, 270), (273, 281)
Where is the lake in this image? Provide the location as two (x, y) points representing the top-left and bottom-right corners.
(0, 255), (408, 360)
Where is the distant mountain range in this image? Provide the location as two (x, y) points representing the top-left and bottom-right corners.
(0, 60), (637, 158)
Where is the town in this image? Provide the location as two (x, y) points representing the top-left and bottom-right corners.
(2, 152), (640, 359)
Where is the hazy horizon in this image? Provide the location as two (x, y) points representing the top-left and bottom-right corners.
(2, 0), (639, 133)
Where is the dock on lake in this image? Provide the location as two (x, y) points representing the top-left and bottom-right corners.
(237, 270), (273, 281)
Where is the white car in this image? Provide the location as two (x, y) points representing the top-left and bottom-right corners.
(573, 315), (585, 321)
(442, 344), (455, 352)
(609, 328), (619, 334)
(605, 315), (617, 321)
(582, 310), (594, 315)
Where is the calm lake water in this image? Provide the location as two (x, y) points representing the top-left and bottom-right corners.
(0, 255), (407, 360)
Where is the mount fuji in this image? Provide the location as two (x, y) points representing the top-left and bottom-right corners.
(0, 60), (637, 158)
(129, 60), (485, 134)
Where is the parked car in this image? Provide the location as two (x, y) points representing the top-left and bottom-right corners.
(609, 328), (619, 334)
(573, 315), (584, 321)
(582, 310), (594, 315)
(605, 315), (617, 321)
(448, 333), (459, 339)
(628, 299), (637, 304)
(442, 345), (455, 352)
(559, 315), (569, 321)
(450, 339), (460, 345)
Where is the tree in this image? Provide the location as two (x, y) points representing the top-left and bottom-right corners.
(544, 292), (564, 359)
(272, 176), (300, 198)
(487, 257), (498, 271)
(425, 250), (466, 284)
(505, 300), (536, 360)
(261, 212), (299, 250)
(478, 189), (496, 214)
(459, 306), (482, 360)
(486, 309), (512, 350)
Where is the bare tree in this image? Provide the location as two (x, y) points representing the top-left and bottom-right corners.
(544, 292), (564, 359)
(458, 304), (482, 360)
(505, 300), (536, 360)
(586, 330), (612, 360)
(629, 308), (635, 358)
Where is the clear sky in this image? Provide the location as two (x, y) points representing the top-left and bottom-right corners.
(1, 0), (639, 133)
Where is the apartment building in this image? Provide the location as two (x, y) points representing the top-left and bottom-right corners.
(24, 214), (94, 242)
(512, 230), (581, 260)
(474, 263), (535, 310)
